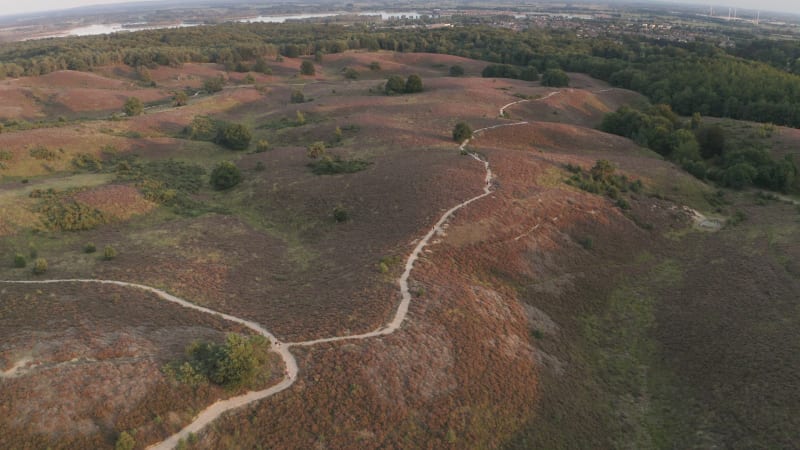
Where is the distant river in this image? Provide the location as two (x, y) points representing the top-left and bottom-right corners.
(36, 11), (421, 39)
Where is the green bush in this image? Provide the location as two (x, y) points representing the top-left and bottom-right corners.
(71, 153), (103, 172)
(203, 75), (225, 93)
(114, 431), (135, 450)
(369, 61), (381, 71)
(123, 97), (144, 116)
(309, 156), (371, 175)
(453, 122), (473, 142)
(32, 258), (48, 275)
(343, 67), (359, 80)
(29, 145), (58, 161)
(210, 161), (242, 190)
(216, 123), (252, 150)
(384, 75), (405, 95)
(84, 243), (97, 253)
(168, 334), (271, 389)
(256, 140), (270, 152)
(290, 89), (305, 103)
(449, 65), (465, 76)
(333, 205), (349, 222)
(13, 254), (26, 268)
(405, 74), (423, 93)
(300, 60), (315, 76)
(173, 90), (188, 106)
(103, 245), (117, 260)
(307, 141), (327, 159)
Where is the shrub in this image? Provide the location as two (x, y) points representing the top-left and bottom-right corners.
(203, 75), (225, 93)
(123, 97), (144, 116)
(449, 65), (465, 77)
(453, 122), (473, 142)
(295, 110), (306, 125)
(84, 243), (97, 253)
(13, 254), (26, 268)
(254, 161), (266, 171)
(29, 145), (58, 161)
(369, 61), (381, 71)
(32, 258), (48, 275)
(290, 89), (305, 103)
(343, 67), (359, 80)
(210, 161), (242, 190)
(169, 334), (271, 389)
(103, 245), (117, 260)
(115, 431), (135, 450)
(541, 69), (569, 87)
(186, 116), (217, 141)
(405, 74), (423, 93)
(384, 75), (405, 95)
(300, 60), (315, 76)
(71, 153), (103, 172)
(306, 141), (327, 159)
(256, 140), (270, 152)
(215, 123), (252, 150)
(334, 126), (343, 143)
(333, 205), (349, 222)
(308, 156), (370, 175)
(0, 150), (12, 161)
(577, 236), (594, 250)
(173, 90), (188, 106)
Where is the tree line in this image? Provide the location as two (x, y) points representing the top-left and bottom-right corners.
(3, 23), (800, 127)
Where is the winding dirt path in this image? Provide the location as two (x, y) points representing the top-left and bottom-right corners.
(0, 92), (554, 449)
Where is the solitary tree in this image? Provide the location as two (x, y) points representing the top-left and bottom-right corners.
(590, 159), (615, 182)
(541, 69), (569, 87)
(300, 60), (316, 76)
(453, 122), (473, 142)
(405, 74), (423, 93)
(290, 89), (305, 104)
(115, 431), (135, 450)
(210, 161), (242, 190)
(124, 97), (144, 116)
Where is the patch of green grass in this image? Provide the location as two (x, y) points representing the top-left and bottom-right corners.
(308, 156), (371, 175)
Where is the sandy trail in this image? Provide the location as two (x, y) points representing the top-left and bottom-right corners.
(0, 92), (553, 449)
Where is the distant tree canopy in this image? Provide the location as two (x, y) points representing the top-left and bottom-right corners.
(482, 64), (538, 81)
(541, 68), (569, 87)
(4, 22), (800, 126)
(449, 65), (465, 76)
(600, 105), (798, 193)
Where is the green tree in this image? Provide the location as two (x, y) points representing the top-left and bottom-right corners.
(449, 65), (465, 76)
(452, 122), (473, 142)
(541, 69), (569, 87)
(115, 431), (135, 450)
(300, 60), (316, 76)
(369, 61), (381, 71)
(210, 161), (242, 190)
(13, 254), (26, 268)
(216, 123), (252, 150)
(123, 97), (143, 116)
(296, 110), (306, 125)
(591, 159), (615, 182)
(384, 75), (405, 95)
(256, 139), (270, 152)
(405, 74), (423, 93)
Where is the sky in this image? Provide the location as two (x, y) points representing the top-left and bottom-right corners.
(2, 0), (799, 18)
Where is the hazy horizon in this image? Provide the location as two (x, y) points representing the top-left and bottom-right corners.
(1, 0), (798, 19)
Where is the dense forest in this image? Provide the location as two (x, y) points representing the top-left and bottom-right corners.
(3, 23), (800, 128)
